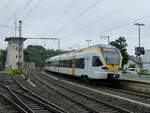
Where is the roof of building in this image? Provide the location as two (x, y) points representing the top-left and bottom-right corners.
(5, 37), (26, 41)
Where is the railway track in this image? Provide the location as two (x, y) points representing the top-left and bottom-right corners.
(0, 88), (27, 113)
(44, 71), (150, 105)
(36, 71), (150, 113)
(0, 74), (69, 113)
(33, 71), (132, 113)
(94, 84), (150, 104)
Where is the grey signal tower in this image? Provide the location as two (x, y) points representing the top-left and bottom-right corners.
(5, 37), (26, 69)
(5, 20), (26, 69)
(5, 20), (60, 69)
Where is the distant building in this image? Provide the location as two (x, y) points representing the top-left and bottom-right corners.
(142, 50), (150, 72)
(124, 56), (140, 70)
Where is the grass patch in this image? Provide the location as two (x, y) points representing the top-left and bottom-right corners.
(122, 70), (127, 74)
(5, 68), (22, 75)
(139, 72), (150, 76)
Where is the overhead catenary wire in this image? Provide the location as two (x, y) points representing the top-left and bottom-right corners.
(0, 0), (11, 14)
(55, 0), (78, 22)
(61, 0), (138, 39)
(22, 0), (43, 21)
(99, 13), (150, 34)
(40, 0), (78, 37)
(55, 0), (101, 35)
(78, 0), (137, 32)
(2, 0), (32, 25)
(0, 24), (14, 30)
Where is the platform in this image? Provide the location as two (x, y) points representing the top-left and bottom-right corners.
(120, 73), (150, 84)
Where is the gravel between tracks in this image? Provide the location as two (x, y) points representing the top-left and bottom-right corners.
(39, 70), (150, 113)
(22, 71), (89, 113)
(1, 71), (150, 113)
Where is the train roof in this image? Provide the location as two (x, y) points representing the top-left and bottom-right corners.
(45, 44), (116, 61)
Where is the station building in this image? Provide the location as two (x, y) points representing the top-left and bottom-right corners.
(142, 50), (150, 72)
(124, 55), (140, 70)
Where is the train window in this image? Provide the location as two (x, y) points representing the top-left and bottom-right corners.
(76, 58), (85, 68)
(59, 60), (72, 68)
(49, 62), (51, 66)
(103, 50), (120, 65)
(67, 60), (72, 67)
(92, 56), (103, 66)
(51, 61), (54, 66)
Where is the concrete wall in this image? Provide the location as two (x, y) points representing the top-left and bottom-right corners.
(124, 59), (139, 70)
(5, 38), (24, 69)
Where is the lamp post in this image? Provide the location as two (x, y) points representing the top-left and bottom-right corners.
(134, 23), (144, 76)
(86, 40), (92, 47)
(134, 23), (144, 47)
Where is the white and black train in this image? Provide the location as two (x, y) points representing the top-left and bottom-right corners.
(45, 44), (122, 80)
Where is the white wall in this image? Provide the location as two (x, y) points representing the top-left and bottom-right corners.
(5, 39), (24, 69)
(142, 50), (150, 71)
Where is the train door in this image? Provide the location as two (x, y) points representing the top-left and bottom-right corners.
(72, 56), (76, 75)
(85, 55), (92, 78)
(56, 60), (59, 73)
(54, 60), (56, 72)
(91, 55), (103, 78)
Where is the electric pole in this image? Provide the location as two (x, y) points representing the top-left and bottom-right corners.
(14, 14), (17, 37)
(134, 23), (144, 76)
(18, 20), (22, 68)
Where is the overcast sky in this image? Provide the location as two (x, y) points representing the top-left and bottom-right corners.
(0, 0), (150, 55)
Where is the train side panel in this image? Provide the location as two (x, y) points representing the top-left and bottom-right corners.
(45, 45), (122, 80)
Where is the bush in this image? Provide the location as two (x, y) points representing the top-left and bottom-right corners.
(138, 72), (150, 76)
(122, 70), (127, 73)
(5, 68), (22, 75)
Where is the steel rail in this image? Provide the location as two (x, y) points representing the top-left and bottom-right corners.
(34, 75), (101, 113)
(12, 76), (69, 113)
(0, 92), (28, 113)
(37, 72), (133, 113)
(2, 81), (35, 113)
(0, 82), (66, 113)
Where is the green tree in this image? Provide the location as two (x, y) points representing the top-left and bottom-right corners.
(129, 64), (136, 68)
(0, 49), (7, 67)
(110, 37), (128, 68)
(24, 45), (64, 67)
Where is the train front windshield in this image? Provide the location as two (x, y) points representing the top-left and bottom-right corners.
(102, 49), (120, 65)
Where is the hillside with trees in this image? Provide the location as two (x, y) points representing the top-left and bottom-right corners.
(0, 45), (65, 69)
(24, 45), (65, 67)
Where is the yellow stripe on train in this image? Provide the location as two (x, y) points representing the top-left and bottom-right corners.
(107, 65), (120, 71)
(72, 56), (76, 75)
